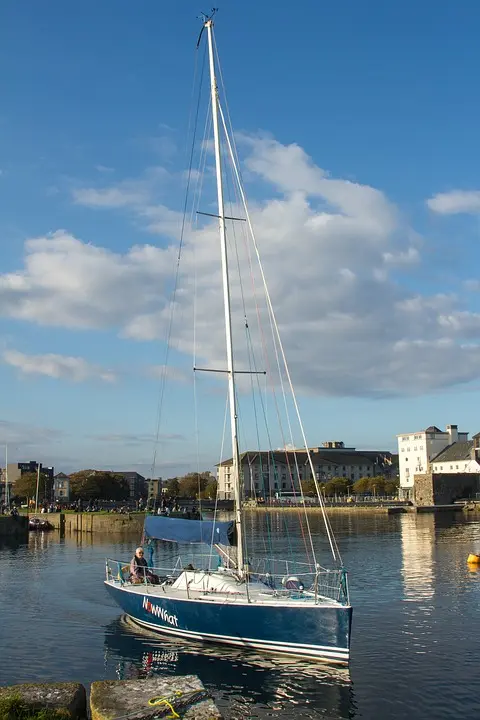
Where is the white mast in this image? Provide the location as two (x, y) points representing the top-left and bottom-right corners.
(205, 17), (244, 573)
(35, 463), (41, 515)
(4, 445), (9, 508)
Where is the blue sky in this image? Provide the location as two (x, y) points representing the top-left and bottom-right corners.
(1, 0), (480, 476)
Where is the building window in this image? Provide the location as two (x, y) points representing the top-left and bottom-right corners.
(420, 445), (423, 450)
(282, 482), (286, 489)
(414, 446), (417, 451)
(450, 465), (453, 470)
(456, 465), (459, 469)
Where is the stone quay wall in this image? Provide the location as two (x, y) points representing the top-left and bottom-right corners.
(46, 512), (146, 534)
(414, 472), (480, 506)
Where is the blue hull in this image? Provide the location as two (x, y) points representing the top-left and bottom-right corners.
(105, 582), (352, 664)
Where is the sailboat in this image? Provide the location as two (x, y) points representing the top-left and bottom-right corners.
(105, 12), (352, 665)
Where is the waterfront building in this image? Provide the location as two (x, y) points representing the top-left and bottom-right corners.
(217, 441), (396, 500)
(397, 425), (469, 499)
(5, 461), (55, 500)
(117, 471), (147, 500)
(53, 472), (71, 502)
(0, 468), (13, 506)
(147, 478), (162, 503)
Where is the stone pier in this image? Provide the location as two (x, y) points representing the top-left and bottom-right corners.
(0, 678), (222, 720)
(91, 677), (221, 720)
(0, 682), (87, 719)
(44, 512), (146, 535)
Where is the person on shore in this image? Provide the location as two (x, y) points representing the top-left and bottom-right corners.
(130, 547), (159, 584)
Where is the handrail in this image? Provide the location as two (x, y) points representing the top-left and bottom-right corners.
(104, 557), (349, 604)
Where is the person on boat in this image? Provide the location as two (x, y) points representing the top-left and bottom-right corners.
(130, 547), (159, 584)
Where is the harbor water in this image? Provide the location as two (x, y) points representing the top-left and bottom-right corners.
(1, 511), (479, 719)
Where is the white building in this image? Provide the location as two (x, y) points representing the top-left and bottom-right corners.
(431, 433), (480, 474)
(397, 424), (469, 499)
(217, 442), (396, 500)
(53, 472), (70, 502)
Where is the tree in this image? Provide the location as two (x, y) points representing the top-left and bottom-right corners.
(385, 477), (400, 495)
(178, 472), (211, 498)
(324, 477), (351, 496)
(14, 472), (50, 502)
(164, 478), (180, 497)
(202, 479), (218, 499)
(353, 477), (371, 494)
(301, 479), (317, 497)
(69, 470), (130, 501)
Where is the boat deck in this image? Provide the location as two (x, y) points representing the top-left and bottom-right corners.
(105, 578), (345, 608)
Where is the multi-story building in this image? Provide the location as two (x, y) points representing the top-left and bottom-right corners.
(6, 461), (55, 500)
(430, 435), (480, 474)
(217, 442), (396, 500)
(147, 478), (162, 504)
(118, 471), (147, 500)
(397, 425), (469, 499)
(53, 472), (71, 502)
(0, 468), (12, 506)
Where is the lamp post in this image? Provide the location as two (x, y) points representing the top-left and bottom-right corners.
(4, 445), (9, 510)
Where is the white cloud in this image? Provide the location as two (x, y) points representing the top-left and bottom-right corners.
(2, 350), (116, 383)
(0, 230), (177, 331)
(0, 419), (65, 446)
(427, 190), (480, 215)
(72, 166), (181, 236)
(2, 135), (480, 397)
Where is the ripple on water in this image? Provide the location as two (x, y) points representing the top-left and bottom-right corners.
(1, 511), (480, 718)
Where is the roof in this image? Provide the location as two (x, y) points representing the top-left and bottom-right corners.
(217, 450), (381, 468)
(472, 432), (480, 440)
(217, 451), (309, 468)
(431, 441), (473, 464)
(425, 425), (443, 433)
(54, 472), (70, 479)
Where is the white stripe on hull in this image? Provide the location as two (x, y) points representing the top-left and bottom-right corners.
(128, 615), (350, 665)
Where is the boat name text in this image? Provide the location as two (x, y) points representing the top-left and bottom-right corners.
(142, 597), (178, 627)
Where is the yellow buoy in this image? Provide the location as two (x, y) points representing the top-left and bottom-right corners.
(467, 553), (480, 564)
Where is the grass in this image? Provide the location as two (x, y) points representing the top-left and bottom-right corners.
(18, 509), (146, 516)
(0, 696), (70, 720)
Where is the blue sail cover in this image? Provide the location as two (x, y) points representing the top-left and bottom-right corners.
(144, 515), (235, 546)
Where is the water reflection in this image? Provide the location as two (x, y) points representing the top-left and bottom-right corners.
(401, 514), (435, 603)
(103, 616), (357, 719)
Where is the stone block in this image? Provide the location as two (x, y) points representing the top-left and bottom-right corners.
(90, 676), (221, 720)
(0, 682), (86, 719)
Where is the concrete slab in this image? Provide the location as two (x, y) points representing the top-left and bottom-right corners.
(0, 682), (86, 719)
(90, 676), (222, 720)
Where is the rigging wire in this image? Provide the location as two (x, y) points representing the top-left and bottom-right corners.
(150, 41), (207, 489)
(212, 33), (342, 565)
(218, 100), (342, 566)
(212, 32), (316, 567)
